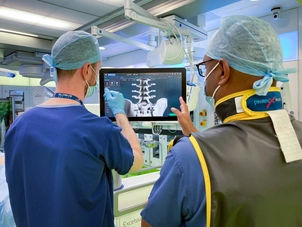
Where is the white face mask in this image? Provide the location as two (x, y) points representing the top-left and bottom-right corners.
(85, 66), (99, 98)
(203, 61), (220, 110)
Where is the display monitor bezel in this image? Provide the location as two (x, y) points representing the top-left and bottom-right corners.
(99, 67), (186, 122)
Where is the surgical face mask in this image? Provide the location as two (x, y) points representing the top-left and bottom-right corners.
(85, 66), (99, 98)
(204, 61), (220, 110)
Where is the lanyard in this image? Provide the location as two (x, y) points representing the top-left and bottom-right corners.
(53, 93), (83, 105)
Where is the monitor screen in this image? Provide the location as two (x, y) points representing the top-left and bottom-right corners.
(99, 67), (186, 121)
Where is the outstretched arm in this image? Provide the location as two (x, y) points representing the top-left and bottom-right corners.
(115, 113), (143, 172)
(104, 88), (143, 172)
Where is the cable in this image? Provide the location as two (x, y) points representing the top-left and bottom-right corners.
(164, 19), (197, 86)
(160, 19), (200, 106)
(159, 20), (184, 62)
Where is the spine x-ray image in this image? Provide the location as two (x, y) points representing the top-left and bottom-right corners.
(103, 71), (183, 119)
(125, 78), (167, 117)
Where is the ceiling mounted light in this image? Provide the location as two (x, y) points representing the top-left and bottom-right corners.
(0, 7), (81, 30)
(148, 0), (196, 16)
(0, 28), (38, 37)
(102, 0), (196, 32)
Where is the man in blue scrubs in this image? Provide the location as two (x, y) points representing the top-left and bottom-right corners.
(141, 15), (302, 226)
(5, 31), (143, 227)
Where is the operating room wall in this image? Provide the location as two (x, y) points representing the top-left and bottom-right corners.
(0, 70), (99, 110)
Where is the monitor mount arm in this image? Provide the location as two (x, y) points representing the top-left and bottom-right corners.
(124, 0), (191, 38)
(91, 26), (154, 51)
(91, 0), (206, 111)
(90, 0), (190, 51)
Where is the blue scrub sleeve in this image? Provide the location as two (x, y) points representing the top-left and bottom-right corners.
(103, 123), (134, 175)
(140, 151), (191, 226)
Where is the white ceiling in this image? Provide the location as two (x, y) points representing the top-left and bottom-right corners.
(205, 0), (300, 31)
(0, 0), (300, 70)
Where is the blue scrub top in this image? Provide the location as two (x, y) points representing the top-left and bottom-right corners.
(141, 137), (206, 227)
(5, 104), (134, 227)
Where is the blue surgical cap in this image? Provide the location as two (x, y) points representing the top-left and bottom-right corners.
(205, 15), (296, 96)
(42, 30), (101, 82)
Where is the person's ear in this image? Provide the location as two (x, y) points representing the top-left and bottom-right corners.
(81, 62), (91, 81)
(218, 59), (230, 86)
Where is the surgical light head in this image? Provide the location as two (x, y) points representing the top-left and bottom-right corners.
(42, 31), (101, 82)
(205, 15), (296, 96)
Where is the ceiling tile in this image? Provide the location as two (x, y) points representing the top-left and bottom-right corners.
(49, 8), (98, 25)
(40, 0), (119, 17)
(225, 4), (269, 18)
(0, 19), (33, 32)
(210, 1), (256, 17)
(26, 26), (65, 38)
(36, 0), (71, 6)
(2, 0), (58, 16)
